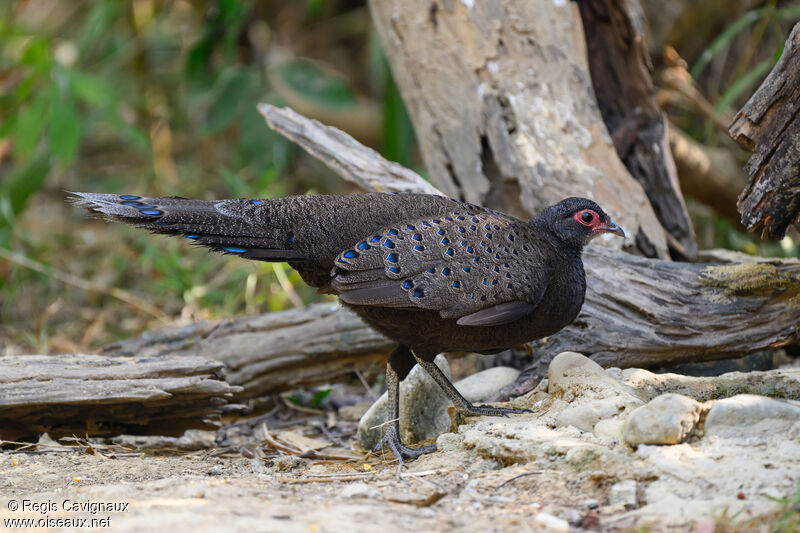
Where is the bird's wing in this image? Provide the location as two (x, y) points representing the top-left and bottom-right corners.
(330, 210), (549, 325)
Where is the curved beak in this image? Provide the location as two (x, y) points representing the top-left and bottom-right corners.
(594, 220), (626, 238)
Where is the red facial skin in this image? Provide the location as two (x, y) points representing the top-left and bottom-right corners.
(573, 209), (625, 236)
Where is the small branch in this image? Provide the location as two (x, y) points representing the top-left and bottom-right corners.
(257, 104), (440, 196)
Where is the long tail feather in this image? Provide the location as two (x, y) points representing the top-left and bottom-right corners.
(69, 192), (305, 261)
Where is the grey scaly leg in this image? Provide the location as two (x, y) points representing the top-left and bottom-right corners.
(412, 353), (532, 417)
(373, 361), (437, 464)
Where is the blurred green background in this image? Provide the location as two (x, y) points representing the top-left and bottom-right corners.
(0, 0), (797, 354)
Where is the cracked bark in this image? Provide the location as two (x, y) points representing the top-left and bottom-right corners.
(729, 23), (800, 240)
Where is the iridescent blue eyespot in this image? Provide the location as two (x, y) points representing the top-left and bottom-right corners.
(472, 217), (479, 223)
(452, 281), (460, 288)
(486, 247), (492, 253)
(505, 273), (511, 279)
(473, 257), (479, 262)
(184, 234), (199, 239)
(135, 205), (158, 209)
(388, 229), (398, 235)
(387, 253), (398, 263)
(441, 238), (449, 245)
(485, 224), (491, 230)
(426, 268), (435, 273)
(371, 236), (381, 243)
(389, 266), (400, 273)
(344, 250), (358, 258)
(357, 242), (370, 250)
(422, 221), (431, 227)
(121, 200), (143, 206)
(458, 227), (465, 233)
(414, 245), (424, 251)
(433, 219), (441, 224)
(494, 225), (500, 230)
(486, 233), (492, 239)
(457, 216), (465, 221)
(403, 280), (414, 289)
(251, 200), (263, 205)
(140, 209), (162, 216)
(437, 229), (445, 235)
(467, 247), (474, 253)
(224, 247), (247, 253)
(288, 232), (294, 243)
(413, 289), (424, 298)
(445, 248), (454, 256)
(460, 241), (467, 246)
(120, 195), (141, 200)
(470, 225), (477, 231)
(406, 225), (415, 231)
(492, 279), (498, 285)
(384, 239), (395, 249)
(482, 279), (487, 285)
(412, 234), (422, 241)
(463, 267), (470, 272)
(442, 268), (450, 275)
(445, 217), (453, 221)
(508, 235), (514, 241)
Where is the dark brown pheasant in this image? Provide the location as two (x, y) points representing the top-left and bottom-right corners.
(71, 192), (624, 462)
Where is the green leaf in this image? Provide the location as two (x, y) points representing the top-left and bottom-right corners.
(271, 59), (358, 111)
(0, 153), (50, 231)
(691, 5), (800, 81)
(13, 94), (48, 160)
(203, 69), (252, 135)
(311, 388), (331, 408)
(49, 93), (81, 164)
(69, 72), (113, 107)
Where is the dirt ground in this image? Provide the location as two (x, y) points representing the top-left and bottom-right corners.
(0, 443), (628, 533)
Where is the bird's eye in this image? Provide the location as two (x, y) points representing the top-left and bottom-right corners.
(581, 211), (594, 223)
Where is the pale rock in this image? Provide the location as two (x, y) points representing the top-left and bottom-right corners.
(532, 512), (569, 533)
(705, 394), (800, 429)
(358, 356), (520, 449)
(609, 480), (638, 507)
(548, 352), (642, 431)
(340, 482), (375, 498)
(436, 432), (465, 453)
(623, 393), (703, 446)
(594, 418), (625, 441)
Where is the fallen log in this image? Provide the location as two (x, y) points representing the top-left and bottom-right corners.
(729, 22), (800, 240)
(105, 303), (392, 401)
(0, 355), (241, 440)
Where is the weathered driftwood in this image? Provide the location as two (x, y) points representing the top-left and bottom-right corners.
(106, 303), (392, 400)
(257, 104), (800, 397)
(0, 355), (241, 440)
(368, 0), (668, 258)
(729, 23), (800, 240)
(577, 0), (696, 258)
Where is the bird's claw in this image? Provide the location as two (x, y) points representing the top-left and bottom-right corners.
(373, 427), (437, 465)
(458, 405), (533, 418)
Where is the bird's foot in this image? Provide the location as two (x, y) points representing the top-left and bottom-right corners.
(373, 427), (437, 465)
(457, 404), (533, 418)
